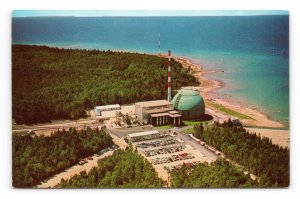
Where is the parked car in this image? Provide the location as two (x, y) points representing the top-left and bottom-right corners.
(78, 160), (88, 165)
(87, 156), (93, 160)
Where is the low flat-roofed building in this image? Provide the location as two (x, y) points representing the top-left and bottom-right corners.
(127, 130), (160, 142)
(149, 110), (181, 126)
(95, 104), (121, 116)
(135, 100), (173, 122)
(135, 100), (182, 126)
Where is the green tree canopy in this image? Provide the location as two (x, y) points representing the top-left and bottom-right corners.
(57, 148), (163, 188)
(13, 127), (113, 187)
(12, 45), (198, 124)
(197, 122), (289, 187)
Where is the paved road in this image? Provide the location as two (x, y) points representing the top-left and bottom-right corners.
(205, 107), (229, 122)
(176, 132), (218, 161)
(175, 127), (259, 181)
(13, 119), (98, 132)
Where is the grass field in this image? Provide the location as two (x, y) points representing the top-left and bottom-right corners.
(207, 102), (253, 120)
(182, 128), (194, 134)
(183, 120), (210, 126)
(154, 125), (173, 130)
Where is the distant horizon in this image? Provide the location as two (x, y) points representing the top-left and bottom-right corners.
(12, 10), (289, 18)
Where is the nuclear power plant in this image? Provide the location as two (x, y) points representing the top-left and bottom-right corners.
(93, 50), (205, 126)
(134, 50), (205, 126)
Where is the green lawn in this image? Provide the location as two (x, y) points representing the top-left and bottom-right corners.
(183, 120), (211, 127)
(207, 102), (253, 120)
(154, 125), (173, 129)
(182, 128), (194, 134)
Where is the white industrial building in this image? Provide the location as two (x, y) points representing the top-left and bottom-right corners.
(94, 104), (121, 116)
(127, 130), (160, 142)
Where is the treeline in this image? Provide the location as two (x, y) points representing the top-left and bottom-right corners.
(12, 45), (198, 124)
(194, 121), (289, 187)
(12, 127), (113, 187)
(57, 148), (163, 188)
(171, 159), (257, 188)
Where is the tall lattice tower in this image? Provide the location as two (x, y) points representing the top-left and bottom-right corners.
(158, 33), (161, 54)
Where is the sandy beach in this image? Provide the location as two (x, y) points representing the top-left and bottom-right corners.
(245, 127), (289, 148)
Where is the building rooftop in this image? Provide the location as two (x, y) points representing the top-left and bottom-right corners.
(135, 100), (172, 108)
(169, 114), (182, 117)
(168, 110), (179, 114)
(95, 104), (120, 110)
(150, 111), (182, 118)
(145, 107), (174, 114)
(150, 112), (170, 117)
(128, 130), (160, 138)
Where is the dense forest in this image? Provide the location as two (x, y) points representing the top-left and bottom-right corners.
(56, 146), (258, 188)
(12, 127), (113, 187)
(12, 45), (198, 124)
(57, 148), (163, 188)
(193, 120), (290, 187)
(171, 159), (257, 188)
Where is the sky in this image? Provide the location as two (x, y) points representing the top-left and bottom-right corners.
(12, 10), (289, 17)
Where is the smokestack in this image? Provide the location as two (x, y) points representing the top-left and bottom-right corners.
(167, 50), (172, 102)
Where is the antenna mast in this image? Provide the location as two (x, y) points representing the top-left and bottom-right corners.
(158, 33), (161, 54)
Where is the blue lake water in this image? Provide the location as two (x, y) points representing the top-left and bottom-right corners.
(12, 16), (289, 123)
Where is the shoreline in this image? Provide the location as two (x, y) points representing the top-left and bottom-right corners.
(172, 56), (286, 129)
(245, 127), (289, 148)
(14, 44), (286, 129)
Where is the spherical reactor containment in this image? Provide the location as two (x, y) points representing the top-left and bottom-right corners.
(171, 89), (205, 120)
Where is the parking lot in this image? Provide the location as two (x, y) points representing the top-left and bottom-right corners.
(131, 131), (217, 182)
(143, 145), (185, 157)
(151, 152), (195, 165)
(135, 137), (177, 149)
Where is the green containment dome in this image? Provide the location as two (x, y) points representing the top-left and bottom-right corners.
(171, 89), (205, 120)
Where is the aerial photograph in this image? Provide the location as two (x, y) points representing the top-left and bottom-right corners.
(12, 10), (289, 188)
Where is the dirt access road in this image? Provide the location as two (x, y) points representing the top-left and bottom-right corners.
(36, 131), (128, 188)
(36, 150), (114, 188)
